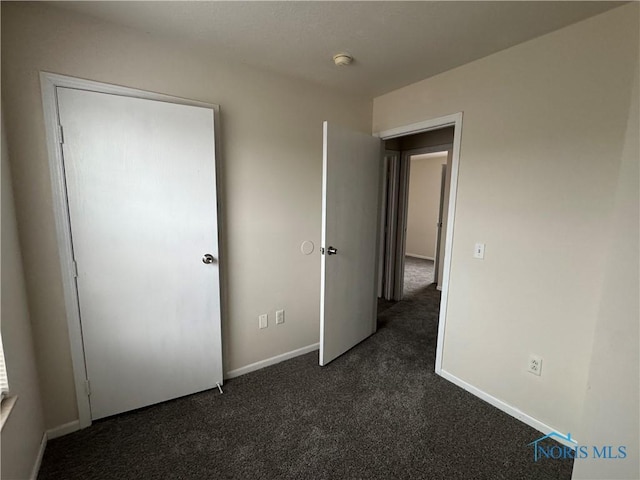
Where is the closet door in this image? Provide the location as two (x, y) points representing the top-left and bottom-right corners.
(58, 87), (223, 419)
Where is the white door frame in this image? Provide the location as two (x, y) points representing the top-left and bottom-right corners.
(40, 72), (222, 428)
(375, 112), (463, 374)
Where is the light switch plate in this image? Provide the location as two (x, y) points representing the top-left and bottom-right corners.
(473, 243), (485, 259)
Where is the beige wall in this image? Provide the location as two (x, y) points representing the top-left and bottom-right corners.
(406, 153), (447, 259)
(1, 3), (372, 429)
(572, 65), (639, 480)
(1, 112), (46, 479)
(374, 2), (638, 441)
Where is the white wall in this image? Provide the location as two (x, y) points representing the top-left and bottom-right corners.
(406, 153), (447, 260)
(571, 65), (639, 480)
(1, 111), (46, 480)
(373, 2), (638, 442)
(0, 2), (372, 429)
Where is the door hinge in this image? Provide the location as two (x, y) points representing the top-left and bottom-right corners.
(72, 260), (78, 278)
(58, 124), (65, 144)
(84, 379), (91, 396)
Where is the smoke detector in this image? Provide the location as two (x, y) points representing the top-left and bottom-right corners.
(333, 53), (353, 66)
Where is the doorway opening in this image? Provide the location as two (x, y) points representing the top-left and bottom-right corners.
(378, 126), (454, 302)
(318, 113), (461, 373)
(375, 114), (462, 374)
(403, 151), (449, 297)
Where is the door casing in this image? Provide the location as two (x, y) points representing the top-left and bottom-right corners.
(40, 72), (222, 429)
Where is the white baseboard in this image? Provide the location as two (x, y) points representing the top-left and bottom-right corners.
(29, 432), (47, 480)
(31, 420), (80, 477)
(46, 419), (80, 440)
(406, 253), (434, 261)
(437, 368), (577, 447)
(225, 343), (319, 380)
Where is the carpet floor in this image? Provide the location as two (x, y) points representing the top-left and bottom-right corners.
(403, 256), (435, 297)
(377, 256), (435, 315)
(38, 280), (573, 479)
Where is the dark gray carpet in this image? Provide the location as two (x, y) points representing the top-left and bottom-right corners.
(378, 256), (435, 314)
(38, 284), (572, 480)
(403, 256), (435, 297)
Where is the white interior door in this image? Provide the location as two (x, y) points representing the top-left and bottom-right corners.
(57, 87), (223, 420)
(320, 122), (382, 366)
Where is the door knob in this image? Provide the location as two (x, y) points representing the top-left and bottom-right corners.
(327, 246), (337, 255)
(202, 254), (215, 264)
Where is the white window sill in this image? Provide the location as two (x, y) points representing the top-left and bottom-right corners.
(0, 395), (18, 431)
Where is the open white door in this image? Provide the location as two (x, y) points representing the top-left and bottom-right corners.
(320, 122), (382, 366)
(57, 87), (223, 419)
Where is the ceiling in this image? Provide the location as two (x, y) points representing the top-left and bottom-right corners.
(50, 1), (624, 97)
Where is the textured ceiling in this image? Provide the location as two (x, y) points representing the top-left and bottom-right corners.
(50, 1), (624, 97)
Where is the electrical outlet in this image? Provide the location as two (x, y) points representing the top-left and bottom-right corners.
(276, 309), (285, 325)
(259, 313), (268, 329)
(528, 354), (542, 376)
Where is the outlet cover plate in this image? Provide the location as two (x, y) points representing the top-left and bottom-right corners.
(528, 354), (542, 376)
